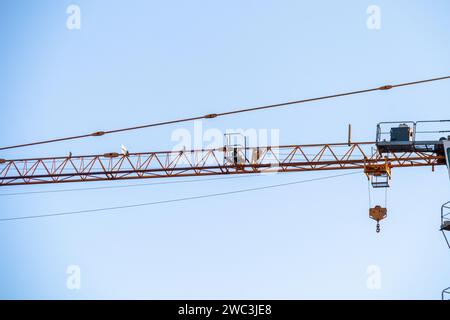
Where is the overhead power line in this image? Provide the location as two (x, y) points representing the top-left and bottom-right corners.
(1, 75), (449, 151)
(0, 172), (359, 222)
(0, 172), (269, 197)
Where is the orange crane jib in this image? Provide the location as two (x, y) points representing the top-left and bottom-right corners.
(0, 141), (445, 186)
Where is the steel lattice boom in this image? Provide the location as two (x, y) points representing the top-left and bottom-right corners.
(0, 141), (445, 186)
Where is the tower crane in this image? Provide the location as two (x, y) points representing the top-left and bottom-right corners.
(0, 120), (449, 231)
(1, 77), (450, 232)
(1, 76), (450, 297)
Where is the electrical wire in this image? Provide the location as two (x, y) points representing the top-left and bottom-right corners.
(1, 75), (449, 151)
(0, 172), (270, 197)
(0, 171), (360, 222)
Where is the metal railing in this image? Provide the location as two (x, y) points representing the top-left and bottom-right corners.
(376, 120), (450, 143)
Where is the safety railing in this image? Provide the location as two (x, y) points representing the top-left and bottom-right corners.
(376, 120), (450, 143)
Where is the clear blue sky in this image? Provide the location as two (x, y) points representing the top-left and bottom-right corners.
(0, 0), (449, 299)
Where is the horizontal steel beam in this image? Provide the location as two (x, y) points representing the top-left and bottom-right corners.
(0, 142), (444, 186)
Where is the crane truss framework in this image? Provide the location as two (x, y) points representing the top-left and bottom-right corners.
(0, 142), (445, 186)
(443, 287), (450, 301)
(442, 201), (450, 249)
